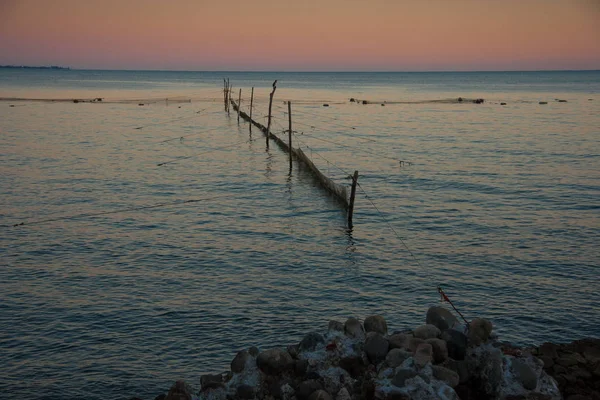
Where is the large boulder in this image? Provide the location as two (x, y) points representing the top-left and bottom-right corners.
(231, 350), (250, 373)
(441, 329), (468, 361)
(426, 338), (448, 364)
(426, 306), (459, 331)
(165, 381), (193, 400)
(257, 348), (294, 375)
(468, 318), (493, 346)
(344, 317), (365, 339)
(388, 333), (411, 350)
(413, 324), (441, 340)
(386, 348), (412, 368)
(364, 315), (388, 335)
(364, 332), (389, 364)
(299, 332), (325, 352)
(431, 365), (459, 388)
(414, 343), (433, 368)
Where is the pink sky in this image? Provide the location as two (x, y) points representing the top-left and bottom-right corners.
(1, 0), (599, 71)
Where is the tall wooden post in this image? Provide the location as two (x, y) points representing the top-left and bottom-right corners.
(288, 101), (293, 167)
(227, 82), (232, 115)
(223, 79), (228, 110)
(348, 170), (359, 228)
(249, 87), (254, 133)
(237, 88), (242, 124)
(266, 80), (277, 149)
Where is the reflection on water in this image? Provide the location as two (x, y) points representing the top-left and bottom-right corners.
(0, 70), (599, 400)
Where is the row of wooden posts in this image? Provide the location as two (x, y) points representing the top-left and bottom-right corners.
(222, 79), (359, 228)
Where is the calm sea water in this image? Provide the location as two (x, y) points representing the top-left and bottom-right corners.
(1, 70), (599, 400)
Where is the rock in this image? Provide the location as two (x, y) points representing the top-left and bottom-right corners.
(296, 379), (323, 400)
(364, 315), (388, 335)
(539, 356), (554, 369)
(294, 359), (309, 376)
(445, 359), (470, 384)
(458, 97), (463, 102)
(558, 99), (567, 102)
(385, 348), (411, 368)
(441, 329), (468, 361)
(200, 374), (223, 391)
(426, 306), (459, 331)
(539, 101), (548, 105)
(407, 337), (426, 352)
(299, 332), (325, 352)
(154, 395), (166, 400)
(414, 343), (433, 368)
(557, 354), (580, 367)
(231, 350), (250, 373)
(349, 98), (356, 102)
(364, 332), (389, 364)
(328, 320), (344, 332)
(344, 317), (364, 339)
(391, 368), (418, 387)
(388, 333), (411, 350)
(501, 102), (507, 105)
(339, 356), (366, 378)
(237, 384), (256, 399)
(335, 387), (351, 400)
(426, 338), (448, 364)
(323, 104), (329, 107)
(308, 390), (332, 400)
(538, 343), (559, 358)
(165, 380), (193, 400)
(432, 365), (460, 388)
(468, 318), (493, 346)
(413, 324), (441, 340)
(288, 344), (300, 359)
(362, 100), (368, 105)
(512, 359), (538, 390)
(248, 346), (260, 357)
(257, 348), (293, 375)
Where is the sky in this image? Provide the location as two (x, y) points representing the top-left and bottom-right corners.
(0, 0), (599, 71)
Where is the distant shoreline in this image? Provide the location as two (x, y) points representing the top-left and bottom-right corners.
(0, 65), (70, 70)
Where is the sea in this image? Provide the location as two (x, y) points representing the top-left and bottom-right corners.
(1, 69), (599, 400)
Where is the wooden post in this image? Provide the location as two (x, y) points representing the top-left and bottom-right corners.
(249, 87), (254, 133)
(288, 100), (292, 167)
(227, 82), (232, 115)
(237, 88), (242, 124)
(223, 79), (227, 110)
(348, 170), (359, 228)
(266, 80), (277, 148)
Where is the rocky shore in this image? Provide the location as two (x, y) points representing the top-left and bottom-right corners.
(138, 307), (599, 400)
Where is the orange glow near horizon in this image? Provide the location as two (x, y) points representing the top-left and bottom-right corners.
(0, 0), (599, 71)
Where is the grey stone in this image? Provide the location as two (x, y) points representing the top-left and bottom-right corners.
(294, 359), (309, 376)
(391, 368), (418, 387)
(432, 365), (460, 388)
(441, 329), (468, 361)
(328, 320), (344, 332)
(165, 380), (192, 400)
(413, 324), (441, 340)
(414, 343), (433, 368)
(287, 344), (299, 359)
(364, 332), (389, 364)
(468, 318), (493, 346)
(299, 332), (325, 352)
(363, 315), (388, 335)
(339, 356), (366, 378)
(231, 350), (250, 373)
(237, 384), (256, 399)
(248, 346), (260, 357)
(308, 390), (332, 400)
(344, 317), (364, 339)
(407, 337), (426, 352)
(426, 306), (460, 331)
(256, 348), (293, 375)
(296, 380), (323, 400)
(200, 374), (223, 391)
(388, 333), (411, 350)
(467, 345), (504, 397)
(512, 359), (538, 390)
(445, 359), (470, 384)
(385, 348), (411, 368)
(426, 338), (448, 364)
(335, 387), (351, 400)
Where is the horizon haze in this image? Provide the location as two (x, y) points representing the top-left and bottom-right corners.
(1, 0), (599, 72)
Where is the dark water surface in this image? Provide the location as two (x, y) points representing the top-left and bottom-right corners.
(1, 70), (599, 399)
